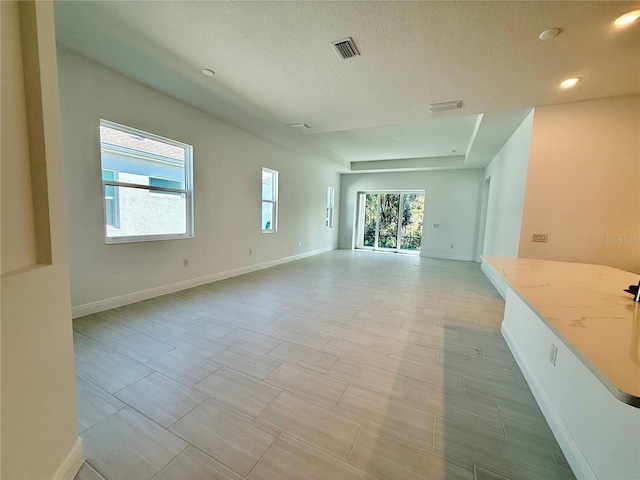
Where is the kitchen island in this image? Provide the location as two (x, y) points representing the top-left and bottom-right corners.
(481, 256), (640, 480)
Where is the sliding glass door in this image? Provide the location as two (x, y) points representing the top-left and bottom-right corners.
(378, 193), (400, 249)
(362, 193), (378, 247)
(400, 193), (425, 250)
(357, 191), (425, 253)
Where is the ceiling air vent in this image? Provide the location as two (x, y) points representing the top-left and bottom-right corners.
(429, 100), (462, 112)
(332, 37), (360, 59)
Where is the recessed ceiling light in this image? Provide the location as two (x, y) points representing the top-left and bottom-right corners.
(201, 69), (215, 77)
(388, 140), (396, 144)
(613, 9), (640, 26)
(538, 28), (561, 40)
(560, 77), (581, 88)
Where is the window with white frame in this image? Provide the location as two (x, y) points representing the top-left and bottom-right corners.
(261, 167), (278, 232)
(326, 186), (335, 228)
(99, 120), (194, 243)
(102, 169), (119, 228)
(149, 176), (184, 196)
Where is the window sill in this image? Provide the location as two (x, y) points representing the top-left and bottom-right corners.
(106, 233), (194, 244)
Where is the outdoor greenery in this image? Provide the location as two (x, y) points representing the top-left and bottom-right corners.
(400, 193), (425, 250)
(362, 192), (424, 250)
(378, 193), (400, 248)
(363, 194), (378, 247)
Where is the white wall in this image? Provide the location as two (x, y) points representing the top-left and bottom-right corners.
(482, 109), (534, 257)
(339, 169), (484, 261)
(1, 2), (82, 479)
(1, 0), (38, 274)
(519, 96), (640, 273)
(57, 48), (341, 315)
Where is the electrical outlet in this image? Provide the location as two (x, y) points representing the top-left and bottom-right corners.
(532, 233), (548, 243)
(183, 259), (189, 267)
(249, 249), (252, 255)
(450, 244), (454, 249)
(433, 224), (440, 228)
(550, 343), (558, 366)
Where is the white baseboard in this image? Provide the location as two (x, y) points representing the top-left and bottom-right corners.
(53, 437), (84, 480)
(501, 323), (595, 480)
(419, 252), (475, 261)
(72, 247), (333, 318)
(480, 260), (507, 299)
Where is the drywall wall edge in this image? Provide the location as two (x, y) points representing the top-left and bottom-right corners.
(71, 247), (333, 318)
(53, 437), (84, 480)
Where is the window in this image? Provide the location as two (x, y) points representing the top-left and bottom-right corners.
(326, 186), (335, 228)
(262, 167), (278, 232)
(102, 169), (119, 227)
(356, 191), (425, 253)
(99, 120), (194, 243)
(149, 177), (184, 196)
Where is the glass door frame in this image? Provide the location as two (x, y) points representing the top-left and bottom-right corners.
(355, 190), (425, 254)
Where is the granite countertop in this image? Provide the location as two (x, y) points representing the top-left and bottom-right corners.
(482, 255), (640, 408)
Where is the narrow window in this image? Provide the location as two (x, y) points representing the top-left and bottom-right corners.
(99, 120), (194, 243)
(102, 169), (119, 228)
(262, 167), (278, 232)
(326, 186), (335, 228)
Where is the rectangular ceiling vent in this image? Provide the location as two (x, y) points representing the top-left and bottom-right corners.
(429, 100), (462, 112)
(332, 37), (360, 59)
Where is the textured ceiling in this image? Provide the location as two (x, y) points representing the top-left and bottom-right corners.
(312, 115), (480, 162)
(53, 1), (640, 172)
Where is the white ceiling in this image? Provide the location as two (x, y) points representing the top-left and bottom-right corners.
(53, 1), (640, 173)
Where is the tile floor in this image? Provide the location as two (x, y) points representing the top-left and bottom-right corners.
(73, 250), (575, 480)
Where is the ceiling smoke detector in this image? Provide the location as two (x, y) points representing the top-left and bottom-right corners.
(332, 37), (360, 59)
(429, 100), (462, 112)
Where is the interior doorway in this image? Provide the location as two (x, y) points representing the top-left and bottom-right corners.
(356, 191), (425, 254)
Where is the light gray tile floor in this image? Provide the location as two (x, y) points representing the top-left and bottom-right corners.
(74, 250), (575, 480)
